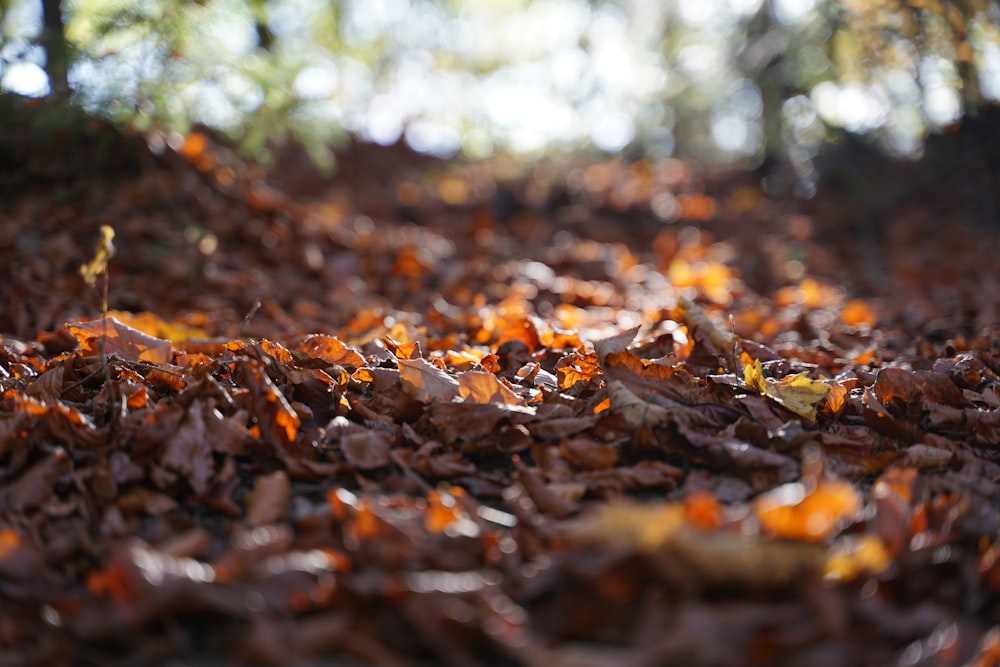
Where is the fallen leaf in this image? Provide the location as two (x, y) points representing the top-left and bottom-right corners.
(607, 380), (713, 428)
(399, 357), (460, 403)
(753, 479), (861, 542)
(823, 534), (891, 582)
(743, 358), (829, 420)
(456, 371), (524, 405)
(67, 317), (172, 364)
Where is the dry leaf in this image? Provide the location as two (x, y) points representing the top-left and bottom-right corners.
(606, 380), (713, 428)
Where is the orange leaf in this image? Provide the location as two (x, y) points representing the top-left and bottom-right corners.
(684, 491), (724, 531)
(425, 489), (463, 533)
(0, 528), (21, 560)
(67, 317), (172, 364)
(754, 479), (861, 542)
(295, 334), (365, 368)
(456, 371), (524, 405)
(842, 299), (877, 327)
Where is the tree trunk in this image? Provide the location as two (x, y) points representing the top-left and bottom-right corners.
(41, 0), (70, 98)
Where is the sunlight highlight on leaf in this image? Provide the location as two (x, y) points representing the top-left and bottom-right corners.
(107, 311), (208, 345)
(457, 371), (525, 405)
(754, 479), (862, 542)
(823, 534), (891, 582)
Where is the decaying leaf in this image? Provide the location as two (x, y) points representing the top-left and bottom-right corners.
(743, 358), (829, 420)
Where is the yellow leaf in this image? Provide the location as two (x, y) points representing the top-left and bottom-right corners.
(824, 534), (891, 582)
(80, 225), (116, 286)
(743, 358), (829, 420)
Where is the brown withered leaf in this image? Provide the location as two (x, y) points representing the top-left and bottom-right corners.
(606, 380), (713, 429)
(161, 400), (215, 496)
(427, 400), (534, 444)
(514, 460), (579, 518)
(577, 460), (684, 496)
(116, 487), (179, 515)
(872, 367), (967, 415)
(245, 470), (290, 525)
(527, 414), (601, 439)
(592, 326), (640, 363)
(559, 437), (618, 470)
(339, 430), (393, 470)
(398, 357), (461, 403)
(3, 449), (72, 511)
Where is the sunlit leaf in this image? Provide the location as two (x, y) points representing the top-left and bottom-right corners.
(457, 371), (524, 405)
(79, 225), (115, 286)
(398, 357), (460, 403)
(684, 491), (724, 531)
(67, 317), (172, 364)
(823, 534), (891, 582)
(841, 299), (878, 327)
(754, 479), (861, 542)
(743, 358), (829, 420)
(107, 311), (208, 345)
(592, 326), (639, 363)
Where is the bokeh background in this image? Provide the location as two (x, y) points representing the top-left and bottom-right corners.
(3, 0), (1000, 190)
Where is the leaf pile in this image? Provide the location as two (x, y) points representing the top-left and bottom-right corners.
(2, 134), (1000, 666)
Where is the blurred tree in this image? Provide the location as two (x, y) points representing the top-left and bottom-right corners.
(0, 0), (998, 174)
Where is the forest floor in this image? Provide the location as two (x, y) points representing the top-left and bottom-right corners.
(2, 112), (1000, 666)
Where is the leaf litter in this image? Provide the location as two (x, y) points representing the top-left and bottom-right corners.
(1, 132), (1000, 665)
